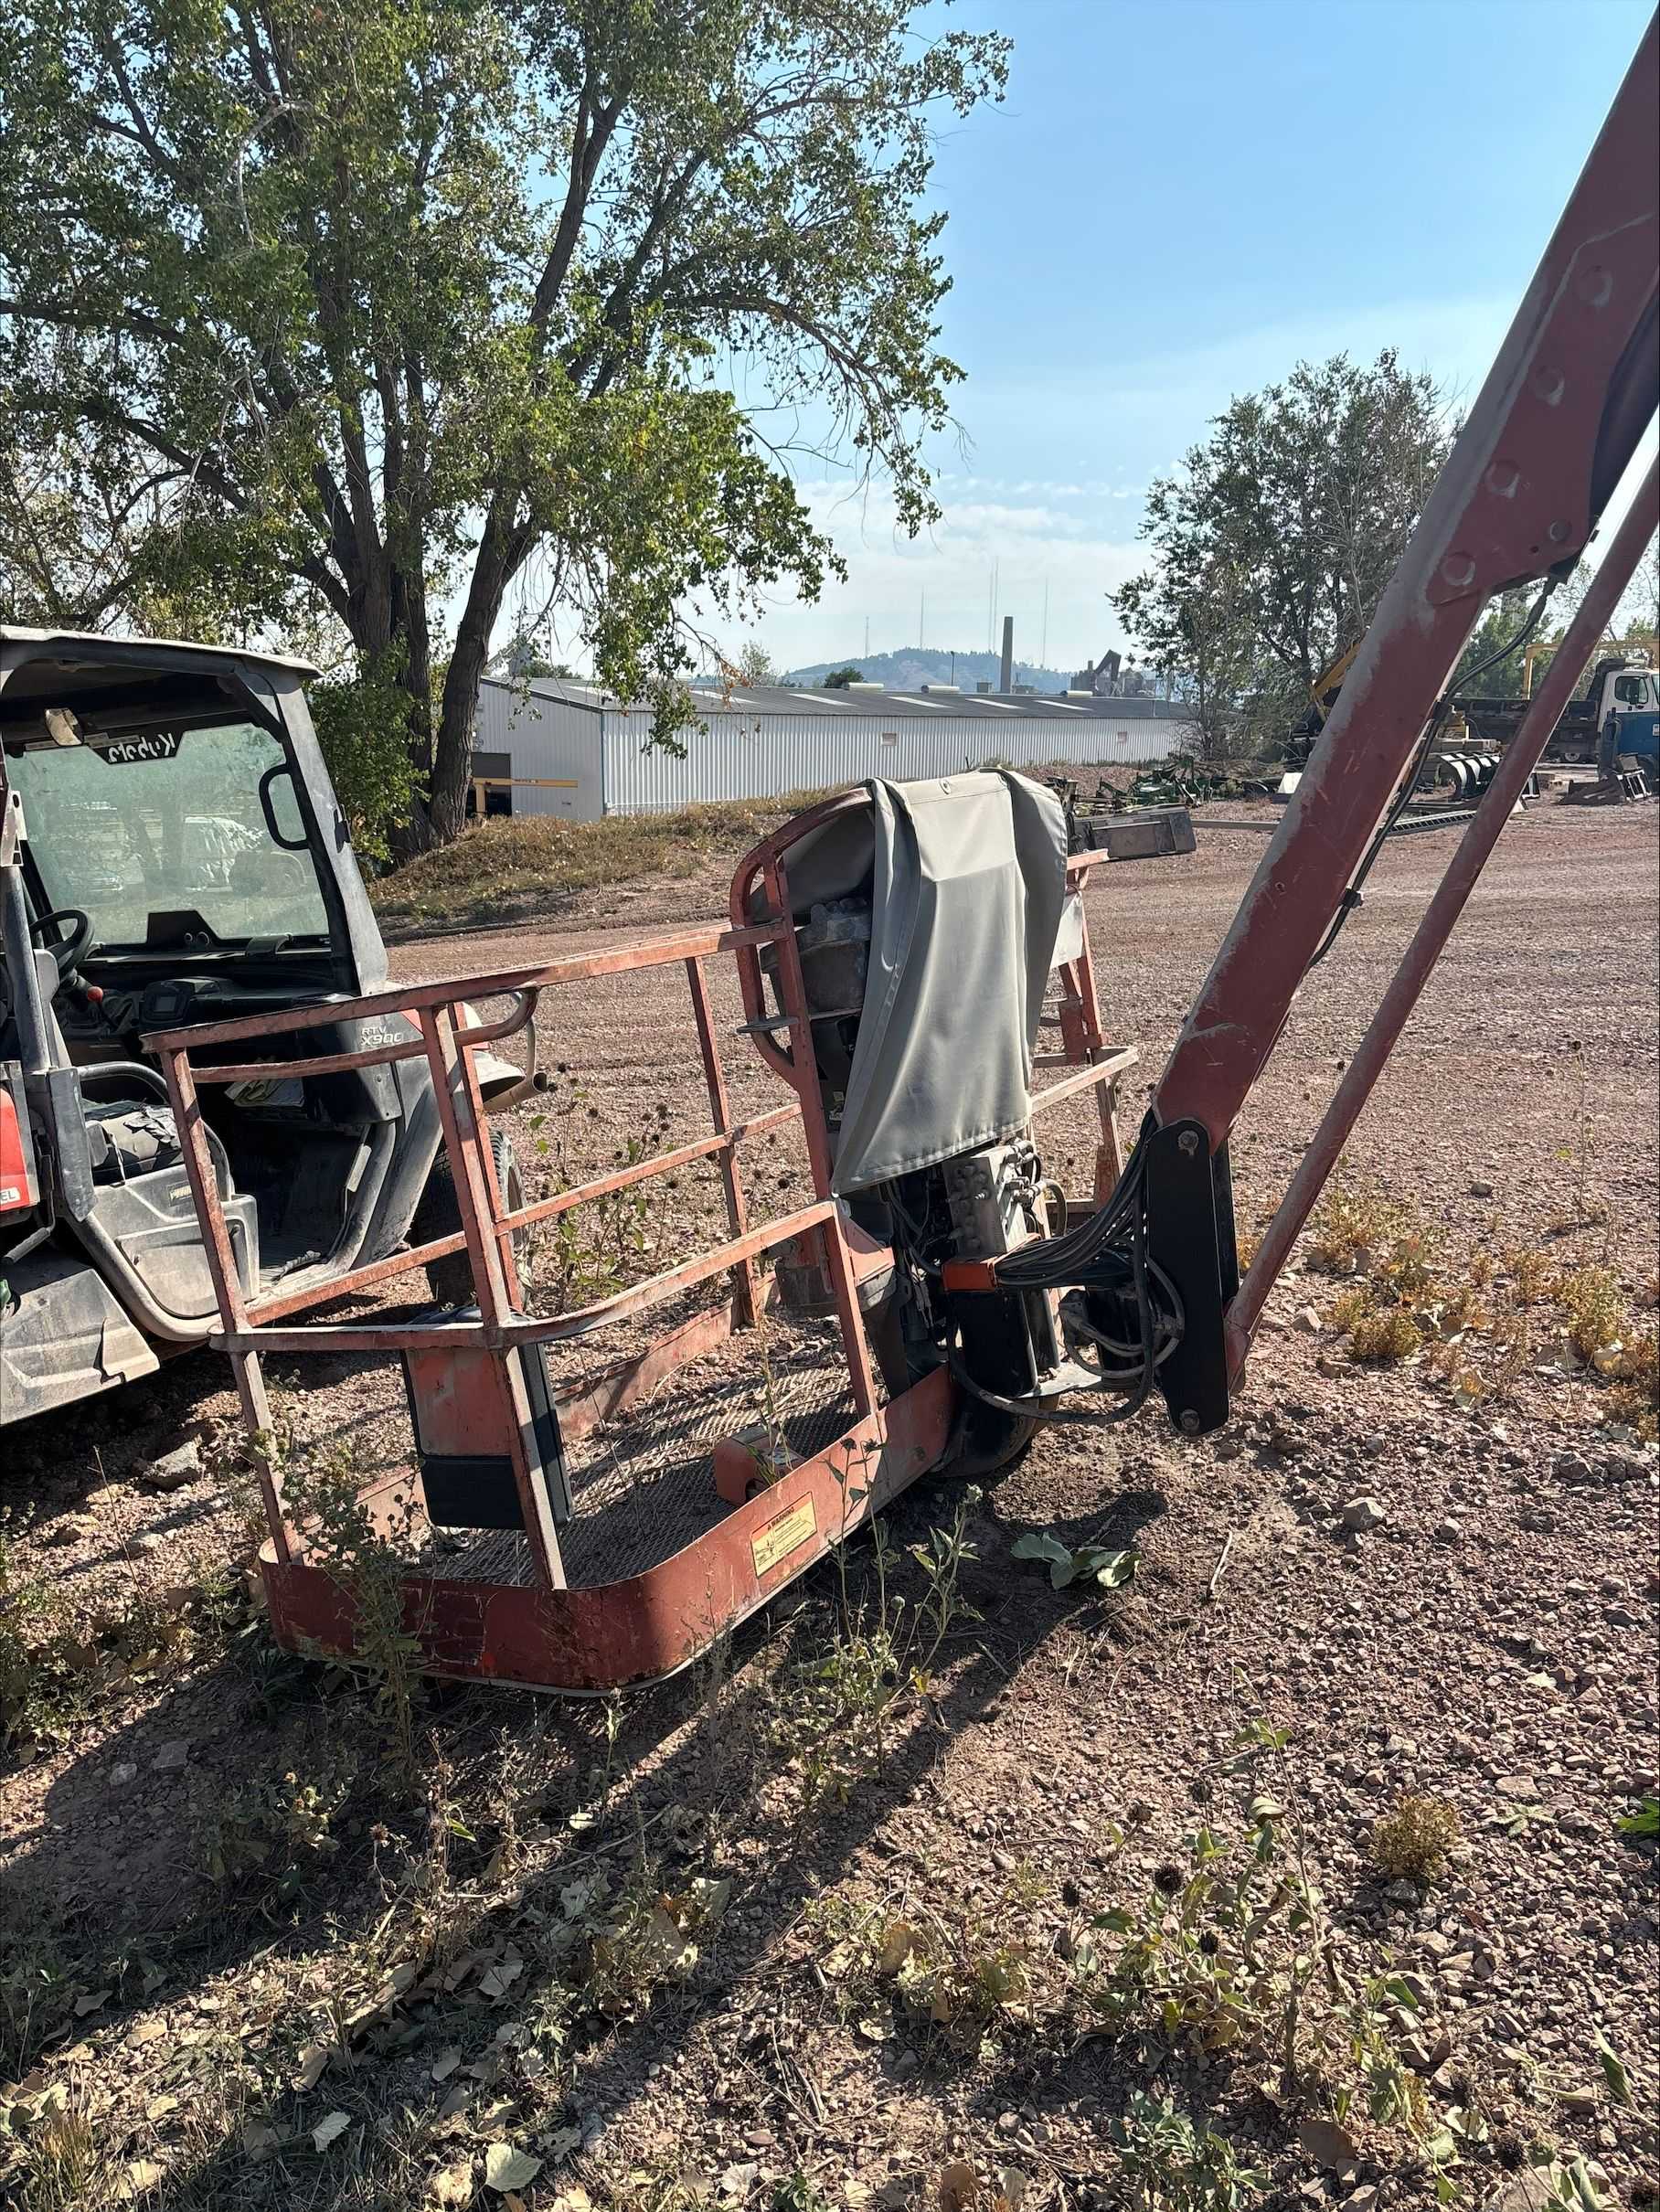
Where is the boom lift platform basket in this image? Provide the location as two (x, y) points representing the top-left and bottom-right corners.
(147, 805), (1136, 1693)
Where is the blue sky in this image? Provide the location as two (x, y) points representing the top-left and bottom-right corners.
(726, 0), (1655, 676)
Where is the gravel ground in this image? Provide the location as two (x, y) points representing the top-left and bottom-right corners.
(2, 793), (1655, 2212)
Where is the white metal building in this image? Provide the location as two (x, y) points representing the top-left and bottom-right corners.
(471, 676), (1195, 820)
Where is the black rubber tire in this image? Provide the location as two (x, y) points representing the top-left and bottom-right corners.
(943, 1396), (1040, 1480)
(411, 1130), (524, 1307)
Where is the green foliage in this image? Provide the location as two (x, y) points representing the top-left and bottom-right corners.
(822, 665), (865, 687)
(518, 1075), (665, 1308)
(1311, 1179), (1459, 1366)
(0, 1527), (82, 1751)
(771, 2178), (837, 2212)
(734, 639), (781, 686)
(1011, 1529), (1138, 1590)
(271, 1430), (427, 1781)
(1308, 1181), (1439, 1285)
(773, 1486), (979, 1810)
(201, 1764), (348, 1917)
(1112, 352), (1452, 751)
(814, 1882), (1046, 2058)
(1592, 2026), (1632, 2108)
(0, 1), (1007, 843)
(1454, 587), (1542, 697)
(1346, 1302), (1427, 1367)
(0, 1520), (225, 1753)
(524, 1857), (731, 2033)
(1071, 1792), (1438, 2160)
(1616, 1794), (1660, 1839)
(1554, 1264), (1622, 1361)
(1533, 2156), (1613, 2212)
(1108, 2092), (1264, 2212)
(306, 655), (428, 863)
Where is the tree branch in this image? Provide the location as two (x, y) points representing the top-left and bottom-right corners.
(530, 85), (625, 336)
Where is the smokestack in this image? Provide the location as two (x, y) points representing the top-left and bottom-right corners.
(999, 615), (1014, 694)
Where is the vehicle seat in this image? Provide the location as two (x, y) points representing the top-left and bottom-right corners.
(27, 948), (230, 1194)
(86, 1101), (186, 1183)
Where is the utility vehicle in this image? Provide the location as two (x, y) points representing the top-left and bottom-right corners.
(0, 629), (524, 1424)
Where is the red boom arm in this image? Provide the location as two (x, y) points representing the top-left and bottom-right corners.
(1148, 16), (1659, 1402)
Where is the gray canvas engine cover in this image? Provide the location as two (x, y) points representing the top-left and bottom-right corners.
(786, 772), (1068, 1194)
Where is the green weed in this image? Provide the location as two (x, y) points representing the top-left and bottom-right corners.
(1348, 1303), (1426, 1365)
(1600, 1327), (1658, 1440)
(201, 1764), (349, 1917)
(1109, 2091), (1264, 2212)
(814, 1877), (1051, 2058)
(1555, 1265), (1623, 1361)
(0, 1523), (229, 1754)
(773, 1483), (979, 1811)
(276, 1435), (427, 1781)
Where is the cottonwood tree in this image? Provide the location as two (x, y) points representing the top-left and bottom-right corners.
(1112, 556), (1255, 758)
(0, 1), (1006, 847)
(1452, 585), (1541, 697)
(1112, 352), (1452, 749)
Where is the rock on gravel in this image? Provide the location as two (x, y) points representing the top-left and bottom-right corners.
(132, 1438), (203, 1491)
(1340, 1495), (1389, 1532)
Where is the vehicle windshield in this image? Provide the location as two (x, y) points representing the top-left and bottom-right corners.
(6, 718), (331, 952)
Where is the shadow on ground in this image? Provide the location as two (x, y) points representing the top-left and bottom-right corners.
(10, 1470), (1171, 2207)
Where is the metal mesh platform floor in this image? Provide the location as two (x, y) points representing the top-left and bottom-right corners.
(422, 1323), (859, 1590)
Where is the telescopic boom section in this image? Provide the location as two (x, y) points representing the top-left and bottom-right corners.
(1154, 16), (1657, 1157)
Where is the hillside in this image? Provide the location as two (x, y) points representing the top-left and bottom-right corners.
(782, 645), (1070, 692)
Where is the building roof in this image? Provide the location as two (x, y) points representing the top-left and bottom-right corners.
(481, 674), (1187, 723)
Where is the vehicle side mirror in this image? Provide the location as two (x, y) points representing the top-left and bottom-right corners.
(258, 760), (311, 851)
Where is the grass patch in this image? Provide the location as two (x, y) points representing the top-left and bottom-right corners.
(370, 790), (835, 929)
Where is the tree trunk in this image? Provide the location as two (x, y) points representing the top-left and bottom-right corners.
(430, 626), (490, 845)
(386, 563), (437, 859)
(425, 515), (516, 848)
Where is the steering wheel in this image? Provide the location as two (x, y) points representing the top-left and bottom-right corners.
(29, 906), (92, 983)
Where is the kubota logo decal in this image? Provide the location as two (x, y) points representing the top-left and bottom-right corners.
(93, 731), (181, 764)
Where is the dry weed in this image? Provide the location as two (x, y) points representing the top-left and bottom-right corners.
(1503, 1246), (1555, 1304)
(1603, 1328), (1659, 1441)
(1348, 1306), (1425, 1365)
(1370, 1794), (1462, 1883)
(373, 789), (832, 926)
(1555, 1264), (1623, 1361)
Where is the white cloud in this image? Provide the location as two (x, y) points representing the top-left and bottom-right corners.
(724, 477), (1149, 675)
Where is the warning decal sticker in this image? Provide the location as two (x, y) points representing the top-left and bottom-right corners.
(750, 1495), (817, 1577)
